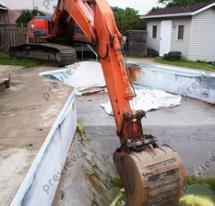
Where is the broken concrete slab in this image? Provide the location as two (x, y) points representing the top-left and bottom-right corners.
(40, 61), (106, 95)
(0, 74), (10, 92)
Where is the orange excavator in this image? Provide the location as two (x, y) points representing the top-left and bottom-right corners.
(13, 0), (185, 205)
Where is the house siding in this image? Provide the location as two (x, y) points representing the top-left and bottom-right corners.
(189, 8), (215, 62)
(7, 10), (22, 24)
(0, 10), (9, 24)
(0, 10), (22, 24)
(146, 20), (161, 52)
(171, 18), (192, 59)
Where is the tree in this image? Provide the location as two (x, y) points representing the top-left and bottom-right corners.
(159, 0), (214, 6)
(150, 0), (214, 13)
(16, 9), (45, 25)
(112, 7), (146, 35)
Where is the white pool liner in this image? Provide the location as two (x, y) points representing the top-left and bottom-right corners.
(40, 61), (105, 95)
(137, 63), (215, 104)
(101, 86), (182, 115)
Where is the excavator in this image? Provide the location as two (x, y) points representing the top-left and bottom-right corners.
(12, 0), (185, 205)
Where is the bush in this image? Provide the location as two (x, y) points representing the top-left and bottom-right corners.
(147, 48), (159, 57)
(163, 51), (182, 61)
(16, 9), (45, 25)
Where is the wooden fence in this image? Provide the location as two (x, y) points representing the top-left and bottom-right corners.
(0, 25), (27, 52)
(127, 30), (147, 55)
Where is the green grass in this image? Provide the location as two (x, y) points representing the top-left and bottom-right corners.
(156, 58), (215, 72)
(0, 52), (41, 68)
(126, 51), (146, 58)
(185, 176), (215, 193)
(8, 107), (19, 113)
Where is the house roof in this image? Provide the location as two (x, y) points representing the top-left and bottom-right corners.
(0, 2), (8, 10)
(143, 1), (215, 19)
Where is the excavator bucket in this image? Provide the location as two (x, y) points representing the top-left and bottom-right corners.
(114, 145), (185, 206)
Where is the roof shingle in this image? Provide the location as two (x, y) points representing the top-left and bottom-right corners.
(0, 3), (7, 10)
(146, 1), (215, 16)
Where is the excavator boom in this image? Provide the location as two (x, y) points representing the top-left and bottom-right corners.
(61, 1), (185, 205)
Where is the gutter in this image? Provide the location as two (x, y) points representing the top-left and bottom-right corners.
(0, 6), (8, 10)
(143, 12), (192, 19)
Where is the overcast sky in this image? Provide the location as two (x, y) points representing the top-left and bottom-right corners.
(107, 0), (159, 15)
(1, 0), (160, 15)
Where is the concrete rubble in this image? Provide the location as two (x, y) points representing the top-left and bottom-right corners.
(0, 74), (10, 92)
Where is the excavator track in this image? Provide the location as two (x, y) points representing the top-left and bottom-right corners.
(114, 145), (185, 206)
(10, 43), (77, 66)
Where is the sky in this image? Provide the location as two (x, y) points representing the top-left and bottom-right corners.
(1, 0), (160, 15)
(107, 0), (159, 15)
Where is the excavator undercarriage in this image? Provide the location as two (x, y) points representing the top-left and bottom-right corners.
(10, 43), (77, 66)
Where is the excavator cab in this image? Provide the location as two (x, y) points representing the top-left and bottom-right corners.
(27, 16), (51, 39)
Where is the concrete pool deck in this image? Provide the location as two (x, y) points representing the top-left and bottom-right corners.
(0, 65), (73, 205)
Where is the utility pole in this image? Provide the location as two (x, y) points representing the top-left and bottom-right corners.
(32, 0), (35, 9)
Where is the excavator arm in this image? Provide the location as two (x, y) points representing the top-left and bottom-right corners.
(52, 0), (145, 146)
(51, 0), (185, 205)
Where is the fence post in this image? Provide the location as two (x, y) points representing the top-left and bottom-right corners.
(0, 24), (27, 52)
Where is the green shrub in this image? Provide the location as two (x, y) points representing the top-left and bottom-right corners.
(163, 51), (182, 61)
(147, 48), (159, 57)
(16, 9), (45, 25)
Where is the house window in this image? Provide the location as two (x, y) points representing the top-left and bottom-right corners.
(177, 25), (184, 40)
(152, 25), (157, 39)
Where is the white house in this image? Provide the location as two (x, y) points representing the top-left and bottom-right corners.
(143, 1), (215, 62)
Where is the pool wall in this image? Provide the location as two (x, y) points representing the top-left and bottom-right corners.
(137, 64), (215, 104)
(10, 91), (77, 206)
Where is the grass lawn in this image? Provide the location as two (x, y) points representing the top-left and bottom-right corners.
(126, 52), (146, 58)
(0, 52), (41, 68)
(156, 58), (215, 72)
